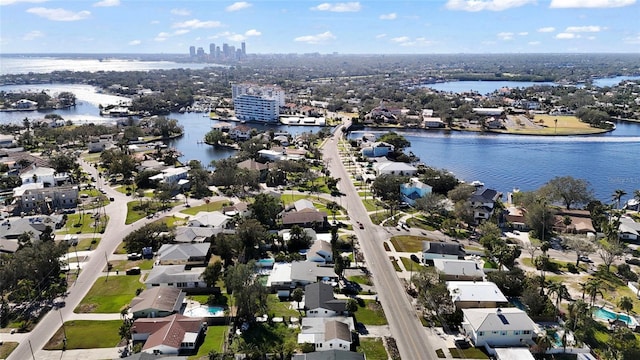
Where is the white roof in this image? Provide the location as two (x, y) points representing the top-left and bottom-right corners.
(495, 348), (535, 360)
(463, 307), (536, 333)
(433, 259), (484, 277)
(188, 211), (230, 228)
(619, 216), (640, 235)
(374, 161), (417, 173)
(266, 262), (292, 287)
(21, 166), (55, 178)
(447, 281), (507, 303)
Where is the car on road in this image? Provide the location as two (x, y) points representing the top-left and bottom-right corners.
(358, 222), (364, 229)
(579, 256), (593, 263)
(127, 253), (141, 260)
(125, 267), (141, 275)
(99, 188), (106, 194)
(410, 254), (421, 263)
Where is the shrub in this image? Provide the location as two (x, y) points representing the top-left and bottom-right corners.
(566, 263), (578, 273)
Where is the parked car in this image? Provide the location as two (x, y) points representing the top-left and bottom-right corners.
(579, 256), (593, 263)
(125, 267), (141, 275)
(127, 253), (141, 260)
(410, 254), (421, 263)
(358, 222), (364, 229)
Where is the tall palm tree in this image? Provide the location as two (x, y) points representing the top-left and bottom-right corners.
(618, 296), (633, 316)
(611, 189), (627, 210)
(584, 278), (604, 308)
(547, 281), (571, 317)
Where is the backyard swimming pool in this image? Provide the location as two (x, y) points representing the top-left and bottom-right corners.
(592, 307), (638, 327)
(184, 306), (225, 318)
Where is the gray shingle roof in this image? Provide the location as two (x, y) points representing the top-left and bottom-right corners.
(304, 282), (346, 312)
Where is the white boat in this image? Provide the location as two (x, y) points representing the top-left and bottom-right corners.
(470, 180), (484, 187)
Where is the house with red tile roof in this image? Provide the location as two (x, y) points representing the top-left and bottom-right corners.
(131, 314), (205, 355)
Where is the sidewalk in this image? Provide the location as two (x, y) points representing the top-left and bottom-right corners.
(35, 347), (122, 360)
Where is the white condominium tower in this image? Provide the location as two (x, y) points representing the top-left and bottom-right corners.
(231, 83), (285, 123)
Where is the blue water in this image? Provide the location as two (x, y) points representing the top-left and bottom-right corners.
(593, 307), (635, 325)
(184, 306), (224, 317)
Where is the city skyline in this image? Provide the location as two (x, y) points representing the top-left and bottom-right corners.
(1, 0), (639, 54)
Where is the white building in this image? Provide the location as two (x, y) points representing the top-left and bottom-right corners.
(232, 83), (285, 123)
(461, 308), (537, 347)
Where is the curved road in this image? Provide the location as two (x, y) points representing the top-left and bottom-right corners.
(324, 123), (437, 360)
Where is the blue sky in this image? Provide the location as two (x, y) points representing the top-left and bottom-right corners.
(1, 0), (639, 54)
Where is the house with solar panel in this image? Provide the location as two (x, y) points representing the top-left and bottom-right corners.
(461, 308), (538, 347)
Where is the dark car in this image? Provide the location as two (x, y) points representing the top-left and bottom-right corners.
(125, 267), (141, 275)
(410, 254), (421, 263)
(358, 222), (364, 229)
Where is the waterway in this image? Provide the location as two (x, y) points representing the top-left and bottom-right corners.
(1, 80), (639, 203)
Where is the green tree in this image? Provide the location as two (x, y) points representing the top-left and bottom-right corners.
(618, 296), (633, 316)
(291, 288), (304, 314)
(377, 132), (410, 153)
(224, 261), (267, 325)
(204, 129), (225, 147)
(235, 219), (268, 263)
(420, 167), (459, 195)
(447, 183), (476, 203)
(201, 261), (223, 288)
(540, 176), (593, 210)
(249, 193), (283, 228)
(123, 222), (172, 253)
(611, 189), (627, 210)
(287, 225), (311, 253)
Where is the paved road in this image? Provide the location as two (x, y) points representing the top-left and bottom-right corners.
(323, 123), (438, 360)
(6, 158), (200, 360)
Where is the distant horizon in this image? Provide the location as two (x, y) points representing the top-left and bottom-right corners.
(2, 1), (639, 54)
(2, 52), (639, 56)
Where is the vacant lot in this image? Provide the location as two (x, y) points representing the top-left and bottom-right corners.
(390, 235), (429, 253)
(45, 320), (122, 350)
(76, 275), (143, 313)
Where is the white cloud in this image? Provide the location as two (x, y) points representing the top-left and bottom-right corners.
(226, 2), (251, 12)
(245, 29), (261, 37)
(528, 41), (541, 45)
(565, 25), (604, 32)
(23, 30), (43, 40)
(26, 7), (90, 21)
(376, 33), (387, 39)
(172, 19), (223, 29)
(550, 0), (635, 8)
(0, 0), (47, 5)
(497, 32), (514, 40)
(391, 36), (434, 47)
(445, 0), (535, 12)
(518, 32), (528, 36)
(379, 12), (397, 20)
(128, 40), (141, 45)
(150, 20), (160, 24)
(391, 36), (410, 43)
(556, 32), (579, 39)
(294, 31), (336, 44)
(170, 8), (191, 16)
(154, 32), (170, 42)
(311, 2), (361, 12)
(93, 0), (119, 7)
(174, 29), (190, 35)
(623, 34), (640, 44)
(537, 26), (556, 32)
(586, 36), (596, 40)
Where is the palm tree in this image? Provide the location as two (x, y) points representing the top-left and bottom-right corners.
(611, 189), (627, 210)
(547, 281), (571, 317)
(584, 278), (604, 308)
(533, 331), (554, 359)
(618, 296), (633, 316)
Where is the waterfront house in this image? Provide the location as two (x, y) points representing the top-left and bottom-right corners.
(433, 259), (484, 281)
(0, 134), (16, 148)
(13, 99), (37, 109)
(304, 282), (348, 317)
(504, 206), (528, 231)
(149, 167), (189, 185)
(229, 125), (253, 141)
(470, 188), (500, 222)
(373, 161), (418, 176)
(131, 314), (205, 355)
(157, 243), (210, 267)
(130, 287), (185, 319)
(552, 209), (595, 234)
(400, 178), (432, 206)
(423, 117), (445, 128)
(360, 141), (394, 158)
(422, 241), (466, 264)
(461, 308), (537, 347)
(619, 216), (640, 242)
(447, 281), (508, 309)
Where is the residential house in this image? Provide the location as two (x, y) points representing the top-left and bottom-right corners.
(473, 108), (504, 116)
(494, 348), (536, 360)
(131, 314), (205, 355)
(222, 202), (250, 218)
(433, 259), (484, 281)
(87, 134), (115, 153)
(0, 215), (65, 250)
(229, 125), (252, 141)
(20, 166), (67, 187)
(236, 159), (269, 173)
(304, 282), (347, 317)
(373, 161), (418, 176)
(13, 183), (78, 214)
(504, 207), (528, 231)
(400, 178), (432, 206)
(360, 142), (394, 158)
(306, 240), (333, 264)
(173, 227), (218, 243)
(258, 149), (285, 161)
(0, 134), (15, 148)
(422, 241), (466, 264)
(187, 211), (231, 229)
(13, 99), (37, 109)
(619, 216), (640, 242)
(297, 318), (354, 352)
(447, 281), (508, 309)
(267, 261), (338, 292)
(282, 208), (328, 229)
(211, 122), (232, 132)
(157, 244), (210, 267)
(470, 188), (501, 222)
(485, 117), (505, 129)
(461, 308), (537, 347)
(130, 287), (185, 319)
(292, 350), (365, 360)
(149, 167), (189, 186)
(423, 117), (445, 128)
(552, 209), (595, 234)
(144, 265), (206, 291)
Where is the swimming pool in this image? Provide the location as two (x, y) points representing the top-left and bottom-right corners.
(592, 307), (638, 326)
(184, 306), (224, 317)
(257, 258), (275, 267)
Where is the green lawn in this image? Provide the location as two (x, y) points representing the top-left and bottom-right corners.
(390, 235), (429, 253)
(44, 320), (122, 350)
(449, 347), (489, 359)
(267, 294), (300, 318)
(348, 275), (372, 286)
(391, 258), (401, 272)
(357, 338), (388, 360)
(231, 323), (298, 354)
(362, 199), (381, 212)
(110, 258), (154, 272)
(189, 326), (228, 359)
(406, 216), (437, 231)
(400, 257), (420, 273)
(180, 200), (227, 215)
(0, 342), (18, 359)
(57, 212), (108, 235)
(76, 275), (144, 313)
(73, 237), (100, 251)
(355, 299), (387, 325)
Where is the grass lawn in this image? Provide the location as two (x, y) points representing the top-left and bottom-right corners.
(180, 200), (227, 215)
(74, 237), (100, 251)
(189, 326), (228, 359)
(355, 299), (387, 325)
(110, 258), (154, 272)
(390, 235), (429, 253)
(499, 115), (608, 135)
(267, 294), (300, 318)
(44, 320), (122, 350)
(76, 275), (144, 313)
(57, 212), (108, 235)
(357, 338), (388, 360)
(348, 275), (372, 286)
(361, 199), (381, 212)
(400, 257), (420, 273)
(231, 323), (298, 354)
(449, 347), (489, 359)
(0, 342), (18, 359)
(391, 258), (401, 272)
(406, 216), (437, 231)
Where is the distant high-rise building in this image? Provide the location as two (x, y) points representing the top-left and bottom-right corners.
(241, 42), (246, 56)
(209, 43), (216, 57)
(232, 83), (285, 123)
(229, 46), (236, 60)
(189, 46), (196, 57)
(215, 46), (221, 59)
(197, 47), (205, 57)
(222, 43), (229, 58)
